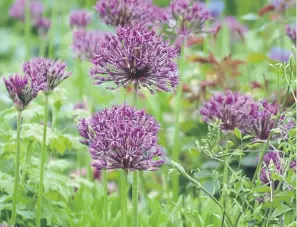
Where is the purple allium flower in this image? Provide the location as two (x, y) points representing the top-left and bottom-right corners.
(78, 104), (165, 171)
(247, 100), (288, 140)
(95, 0), (154, 27)
(290, 159), (296, 171)
(260, 151), (282, 184)
(73, 98), (89, 110)
(3, 74), (39, 111)
(272, 0), (295, 12)
(9, 0), (43, 23)
(72, 30), (104, 60)
(69, 10), (91, 29)
(23, 57), (71, 93)
(268, 47), (291, 63)
(166, 0), (211, 36)
(200, 91), (252, 131)
(36, 17), (51, 35)
(286, 24), (296, 45)
(90, 24), (178, 93)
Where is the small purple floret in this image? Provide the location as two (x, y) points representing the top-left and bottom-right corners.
(286, 24), (296, 46)
(78, 104), (165, 171)
(260, 151), (282, 184)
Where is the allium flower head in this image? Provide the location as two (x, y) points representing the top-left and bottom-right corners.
(72, 30), (103, 60)
(69, 10), (91, 29)
(200, 91), (252, 131)
(36, 17), (51, 35)
(95, 0), (156, 27)
(3, 74), (39, 111)
(166, 0), (211, 36)
(9, 0), (43, 23)
(23, 57), (71, 93)
(247, 100), (281, 140)
(90, 24), (178, 93)
(78, 104), (165, 171)
(260, 151), (282, 184)
(286, 24), (296, 45)
(290, 159), (296, 171)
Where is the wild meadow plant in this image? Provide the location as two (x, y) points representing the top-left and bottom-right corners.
(0, 0), (296, 227)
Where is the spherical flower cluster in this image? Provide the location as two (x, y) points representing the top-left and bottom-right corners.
(247, 100), (281, 140)
(72, 30), (103, 60)
(69, 10), (91, 29)
(78, 104), (165, 171)
(286, 24), (296, 46)
(166, 0), (211, 36)
(95, 0), (155, 27)
(200, 91), (252, 131)
(23, 57), (71, 93)
(90, 24), (178, 93)
(3, 74), (39, 111)
(9, 0), (51, 34)
(260, 151), (283, 185)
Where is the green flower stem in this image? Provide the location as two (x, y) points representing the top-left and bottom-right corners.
(103, 169), (108, 227)
(36, 94), (49, 227)
(221, 151), (229, 227)
(11, 111), (22, 226)
(48, 1), (56, 58)
(132, 171), (138, 227)
(120, 170), (128, 227)
(77, 58), (84, 100)
(132, 85), (139, 227)
(172, 42), (186, 202)
(24, 0), (31, 60)
(172, 160), (234, 227)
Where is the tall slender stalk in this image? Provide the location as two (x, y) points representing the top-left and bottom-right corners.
(132, 85), (139, 227)
(24, 0), (31, 60)
(48, 0), (56, 59)
(172, 161), (234, 227)
(120, 170), (128, 227)
(221, 151), (229, 227)
(103, 169), (108, 227)
(36, 94), (49, 227)
(11, 111), (22, 226)
(172, 41), (186, 201)
(77, 58), (84, 100)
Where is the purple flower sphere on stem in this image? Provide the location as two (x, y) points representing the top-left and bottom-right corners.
(95, 0), (155, 27)
(166, 0), (211, 36)
(260, 151), (283, 185)
(69, 10), (91, 29)
(200, 91), (252, 132)
(90, 23), (178, 94)
(22, 57), (71, 227)
(3, 73), (40, 226)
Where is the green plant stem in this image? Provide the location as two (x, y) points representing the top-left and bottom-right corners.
(120, 170), (128, 227)
(36, 94), (49, 227)
(24, 0), (31, 60)
(132, 85), (138, 227)
(172, 42), (186, 202)
(221, 152), (229, 227)
(132, 171), (138, 227)
(77, 58), (84, 100)
(172, 160), (234, 227)
(48, 0), (56, 58)
(11, 111), (22, 226)
(103, 169), (108, 227)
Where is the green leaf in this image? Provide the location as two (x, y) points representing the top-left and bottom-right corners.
(234, 128), (242, 139)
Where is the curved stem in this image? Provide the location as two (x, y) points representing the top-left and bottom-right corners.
(172, 41), (186, 202)
(132, 171), (138, 227)
(24, 0), (31, 60)
(120, 170), (127, 227)
(103, 169), (108, 227)
(77, 59), (84, 100)
(171, 160), (234, 227)
(11, 111), (22, 226)
(36, 94), (49, 227)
